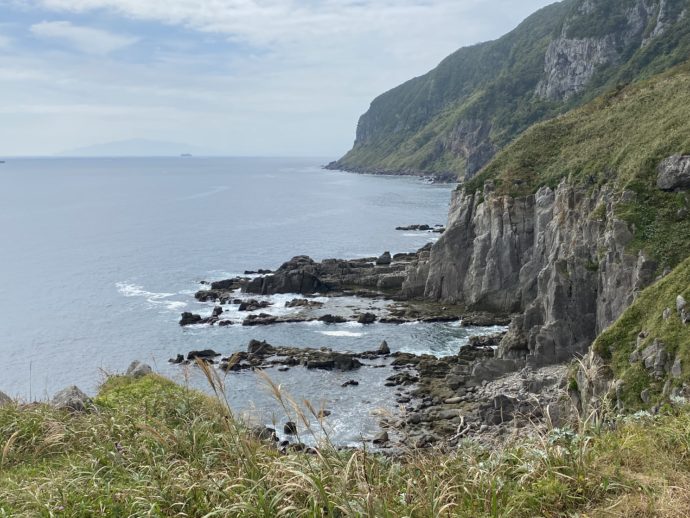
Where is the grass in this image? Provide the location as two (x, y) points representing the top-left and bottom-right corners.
(3, 365), (690, 516)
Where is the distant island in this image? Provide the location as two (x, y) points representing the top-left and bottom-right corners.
(58, 138), (218, 157)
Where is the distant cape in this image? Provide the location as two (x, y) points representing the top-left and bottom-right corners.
(58, 138), (220, 157)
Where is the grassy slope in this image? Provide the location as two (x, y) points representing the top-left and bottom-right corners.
(592, 256), (690, 411)
(3, 374), (690, 516)
(467, 62), (690, 269)
(337, 0), (690, 179)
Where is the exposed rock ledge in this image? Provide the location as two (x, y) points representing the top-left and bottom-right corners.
(402, 179), (659, 367)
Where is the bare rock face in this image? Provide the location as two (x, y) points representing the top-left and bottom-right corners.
(657, 155), (690, 191)
(536, 0), (674, 102)
(405, 180), (657, 366)
(536, 36), (619, 101)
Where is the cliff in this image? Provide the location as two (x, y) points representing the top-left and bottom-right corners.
(402, 63), (690, 365)
(331, 0), (690, 180)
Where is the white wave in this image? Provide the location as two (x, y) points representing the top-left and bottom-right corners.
(320, 331), (364, 338)
(116, 282), (186, 311)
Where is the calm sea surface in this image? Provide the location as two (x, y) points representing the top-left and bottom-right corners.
(0, 157), (500, 443)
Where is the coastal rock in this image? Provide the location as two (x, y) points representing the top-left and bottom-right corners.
(285, 298), (324, 309)
(306, 352), (362, 371)
(657, 155), (690, 191)
(126, 361), (152, 378)
(372, 431), (389, 444)
(250, 426), (278, 442)
(284, 421), (298, 435)
(169, 354), (184, 364)
(212, 306), (223, 317)
(318, 314), (347, 324)
(179, 312), (203, 326)
(238, 300), (272, 312)
(242, 313), (278, 326)
(378, 340), (391, 355)
(357, 312), (377, 325)
(52, 386), (92, 412)
(248, 339), (274, 355)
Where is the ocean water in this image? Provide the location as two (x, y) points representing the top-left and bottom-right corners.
(0, 157), (499, 444)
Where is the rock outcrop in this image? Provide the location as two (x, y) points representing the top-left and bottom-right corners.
(404, 179), (657, 365)
(657, 155), (690, 191)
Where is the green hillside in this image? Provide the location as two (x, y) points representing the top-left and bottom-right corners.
(332, 0), (690, 181)
(467, 62), (690, 268)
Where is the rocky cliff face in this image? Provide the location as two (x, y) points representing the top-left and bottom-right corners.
(403, 180), (658, 365)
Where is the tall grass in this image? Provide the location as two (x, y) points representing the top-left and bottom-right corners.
(1, 367), (690, 516)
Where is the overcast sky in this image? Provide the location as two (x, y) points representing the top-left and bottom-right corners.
(0, 0), (556, 157)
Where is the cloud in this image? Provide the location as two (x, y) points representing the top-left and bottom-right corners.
(30, 20), (138, 54)
(0, 34), (11, 48)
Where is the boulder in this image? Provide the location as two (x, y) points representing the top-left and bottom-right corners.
(640, 340), (669, 379)
(52, 386), (92, 412)
(657, 155), (690, 191)
(678, 295), (687, 315)
(126, 361), (152, 378)
(242, 313), (278, 326)
(212, 306), (223, 317)
(187, 349), (220, 361)
(341, 380), (359, 387)
(376, 251), (392, 266)
(284, 421), (298, 435)
(179, 312), (203, 326)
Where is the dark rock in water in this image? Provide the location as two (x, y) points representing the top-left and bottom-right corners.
(317, 409), (331, 418)
(341, 380), (359, 387)
(52, 386), (92, 412)
(187, 349), (220, 361)
(306, 352), (362, 371)
(378, 340), (391, 355)
(212, 306), (223, 317)
(179, 312), (203, 326)
(244, 269), (273, 275)
(467, 333), (505, 349)
(285, 298), (324, 309)
(242, 313), (278, 326)
(376, 251), (392, 266)
(126, 361), (152, 378)
(657, 155), (690, 191)
(318, 314), (347, 324)
(238, 299), (272, 312)
(278, 367), (290, 372)
(357, 312), (377, 324)
(248, 339), (274, 355)
(169, 354), (184, 364)
(396, 224), (431, 231)
(218, 320), (234, 327)
(220, 352), (250, 372)
(372, 431), (389, 444)
(284, 421), (298, 435)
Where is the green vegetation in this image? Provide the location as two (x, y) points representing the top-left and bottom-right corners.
(335, 0), (690, 180)
(3, 370), (690, 516)
(593, 256), (690, 411)
(467, 63), (690, 267)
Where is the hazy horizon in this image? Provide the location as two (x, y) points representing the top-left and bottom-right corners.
(1, 0), (555, 157)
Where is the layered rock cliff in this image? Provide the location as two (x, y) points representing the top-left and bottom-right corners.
(403, 182), (657, 365)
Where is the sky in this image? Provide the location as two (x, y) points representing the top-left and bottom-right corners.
(0, 0), (556, 157)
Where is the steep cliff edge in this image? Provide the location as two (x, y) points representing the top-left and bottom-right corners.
(403, 63), (690, 365)
(331, 0), (690, 180)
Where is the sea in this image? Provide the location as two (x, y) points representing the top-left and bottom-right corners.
(0, 157), (503, 444)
